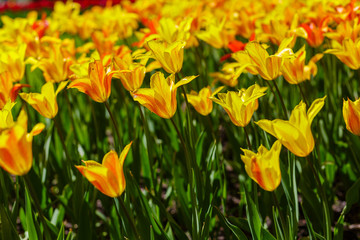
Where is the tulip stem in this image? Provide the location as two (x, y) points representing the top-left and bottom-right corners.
(105, 101), (124, 150)
(273, 79), (288, 118)
(272, 191), (288, 238)
(298, 84), (308, 107)
(114, 197), (140, 239)
(264, 80), (287, 119)
(243, 126), (252, 150)
(306, 156), (332, 240)
(138, 103), (156, 191)
(53, 116), (72, 180)
(170, 118), (188, 158)
(23, 174), (51, 236)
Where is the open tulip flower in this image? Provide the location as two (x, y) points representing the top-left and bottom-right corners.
(325, 38), (360, 70)
(68, 60), (117, 103)
(147, 40), (185, 74)
(0, 71), (29, 109)
(20, 81), (67, 119)
(343, 98), (360, 136)
(29, 43), (72, 83)
(0, 103), (45, 176)
(186, 86), (224, 116)
(281, 45), (323, 84)
(0, 44), (27, 82)
(75, 142), (132, 198)
(241, 140), (282, 191)
(210, 84), (267, 127)
(113, 56), (146, 92)
(131, 72), (197, 119)
(234, 38), (294, 80)
(256, 96), (326, 157)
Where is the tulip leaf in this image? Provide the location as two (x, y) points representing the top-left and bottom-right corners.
(344, 177), (360, 215)
(244, 187), (261, 240)
(56, 223), (65, 240)
(0, 203), (19, 240)
(213, 206), (248, 240)
(25, 187), (39, 240)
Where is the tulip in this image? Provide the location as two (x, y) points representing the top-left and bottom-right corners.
(241, 140), (282, 191)
(210, 84), (267, 127)
(20, 81), (67, 119)
(30, 44), (72, 83)
(256, 96), (326, 157)
(186, 86), (224, 116)
(0, 71), (29, 109)
(68, 60), (117, 103)
(343, 98), (360, 136)
(0, 44), (27, 82)
(75, 142), (132, 198)
(325, 38), (360, 70)
(113, 57), (146, 92)
(281, 45), (323, 84)
(131, 72), (197, 119)
(147, 40), (185, 74)
(0, 108), (44, 176)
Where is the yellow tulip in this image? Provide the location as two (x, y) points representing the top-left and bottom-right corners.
(325, 38), (360, 70)
(0, 44), (26, 82)
(113, 57), (146, 92)
(256, 96), (326, 157)
(131, 72), (197, 119)
(196, 18), (234, 49)
(147, 40), (185, 74)
(281, 45), (323, 84)
(75, 142), (132, 198)
(30, 44), (72, 83)
(233, 38), (294, 81)
(241, 140), (282, 191)
(20, 81), (67, 119)
(343, 98), (360, 136)
(68, 60), (117, 103)
(186, 86), (224, 116)
(0, 108), (44, 176)
(210, 84), (267, 127)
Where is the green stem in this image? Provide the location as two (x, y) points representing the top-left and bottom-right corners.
(138, 103), (156, 191)
(104, 101), (123, 150)
(273, 79), (288, 118)
(297, 84), (308, 107)
(272, 191), (288, 238)
(243, 126), (252, 150)
(306, 156), (332, 240)
(53, 116), (72, 180)
(114, 196), (139, 239)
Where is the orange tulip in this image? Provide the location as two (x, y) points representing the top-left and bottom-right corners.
(0, 105), (45, 176)
(132, 72), (196, 119)
(343, 98), (360, 136)
(76, 142), (132, 198)
(68, 60), (117, 103)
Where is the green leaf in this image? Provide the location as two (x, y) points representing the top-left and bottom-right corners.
(334, 214), (344, 240)
(344, 177), (360, 214)
(213, 206), (248, 240)
(0, 203), (19, 240)
(244, 187), (261, 240)
(57, 223), (65, 240)
(25, 186), (39, 240)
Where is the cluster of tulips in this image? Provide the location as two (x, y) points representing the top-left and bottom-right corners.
(0, 0), (360, 239)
